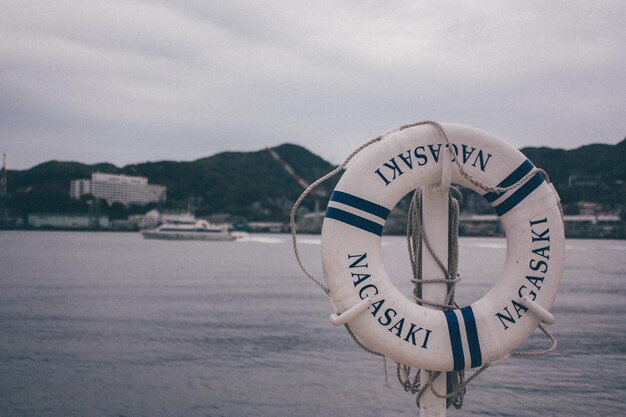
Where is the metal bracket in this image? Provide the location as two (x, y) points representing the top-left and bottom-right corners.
(519, 295), (556, 325)
(329, 296), (375, 326)
(434, 145), (452, 193)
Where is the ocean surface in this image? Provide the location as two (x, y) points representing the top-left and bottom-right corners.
(0, 231), (624, 417)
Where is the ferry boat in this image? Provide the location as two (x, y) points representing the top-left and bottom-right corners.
(141, 220), (234, 241)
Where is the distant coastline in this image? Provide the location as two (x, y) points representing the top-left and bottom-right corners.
(1, 140), (625, 239)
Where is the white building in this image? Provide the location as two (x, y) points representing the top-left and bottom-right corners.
(70, 173), (166, 206)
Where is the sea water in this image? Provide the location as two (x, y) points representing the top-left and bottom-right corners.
(0, 231), (624, 416)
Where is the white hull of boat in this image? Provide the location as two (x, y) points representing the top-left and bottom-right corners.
(141, 220), (235, 241)
(141, 230), (234, 241)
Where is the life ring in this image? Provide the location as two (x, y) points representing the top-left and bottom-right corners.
(321, 123), (564, 371)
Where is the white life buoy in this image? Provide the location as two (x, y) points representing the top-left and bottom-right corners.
(321, 123), (564, 371)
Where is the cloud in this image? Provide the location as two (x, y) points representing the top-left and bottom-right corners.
(1, 0), (624, 169)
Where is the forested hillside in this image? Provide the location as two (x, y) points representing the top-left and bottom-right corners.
(5, 138), (625, 219)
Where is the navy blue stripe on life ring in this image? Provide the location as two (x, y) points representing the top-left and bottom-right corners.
(329, 191), (390, 221)
(325, 207), (384, 236)
(493, 172), (545, 216)
(460, 306), (482, 368)
(444, 310), (465, 370)
(483, 159), (535, 203)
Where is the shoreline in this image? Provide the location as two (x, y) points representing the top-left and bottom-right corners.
(1, 227), (624, 240)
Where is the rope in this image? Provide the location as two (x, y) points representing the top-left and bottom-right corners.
(344, 323), (383, 357)
(399, 184), (558, 410)
(411, 322), (557, 406)
(289, 120), (547, 295)
(290, 136), (382, 296)
(289, 120), (560, 411)
(396, 121), (540, 195)
(510, 324), (558, 357)
(400, 187), (467, 409)
(407, 188), (462, 310)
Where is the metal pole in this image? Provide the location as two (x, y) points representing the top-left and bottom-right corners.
(419, 183), (449, 417)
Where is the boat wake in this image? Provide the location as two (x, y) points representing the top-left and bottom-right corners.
(236, 236), (285, 244)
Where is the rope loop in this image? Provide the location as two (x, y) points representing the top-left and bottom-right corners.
(290, 135), (382, 295)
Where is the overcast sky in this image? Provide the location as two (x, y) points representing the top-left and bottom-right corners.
(1, 1), (624, 169)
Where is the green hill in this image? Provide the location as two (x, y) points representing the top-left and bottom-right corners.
(6, 144), (335, 220)
(5, 138), (625, 219)
(521, 140), (626, 185)
(520, 138), (626, 206)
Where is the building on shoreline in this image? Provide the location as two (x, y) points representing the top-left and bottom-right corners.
(458, 213), (623, 239)
(70, 173), (166, 206)
(28, 213), (110, 229)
